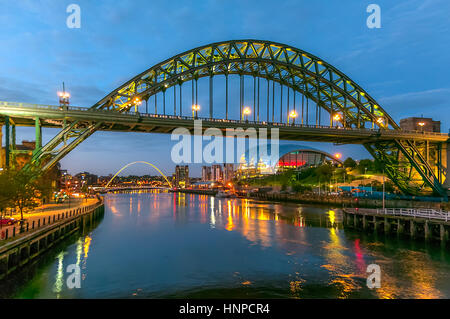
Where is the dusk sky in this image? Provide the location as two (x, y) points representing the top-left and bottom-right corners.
(1, 0), (449, 177)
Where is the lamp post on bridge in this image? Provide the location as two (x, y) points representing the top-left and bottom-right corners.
(376, 117), (385, 128)
(332, 113), (342, 127)
(418, 121), (425, 132)
(288, 110), (298, 125)
(58, 82), (70, 110)
(192, 104), (200, 119)
(242, 107), (251, 122)
(133, 97), (142, 112)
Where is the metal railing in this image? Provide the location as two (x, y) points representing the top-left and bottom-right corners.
(0, 199), (103, 241)
(376, 208), (450, 221)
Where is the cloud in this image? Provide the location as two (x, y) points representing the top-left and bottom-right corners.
(0, 76), (50, 103)
(379, 88), (450, 128)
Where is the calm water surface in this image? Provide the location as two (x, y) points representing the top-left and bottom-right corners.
(4, 190), (450, 298)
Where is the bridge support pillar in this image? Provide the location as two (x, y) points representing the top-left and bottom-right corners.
(410, 221), (416, 239)
(424, 221), (431, 241)
(34, 117), (42, 154)
(440, 224), (448, 242)
(397, 219), (404, 235)
(362, 215), (367, 230)
(353, 214), (357, 228)
(384, 217), (391, 234)
(443, 142), (449, 193)
(373, 216), (378, 231)
(4, 116), (9, 169)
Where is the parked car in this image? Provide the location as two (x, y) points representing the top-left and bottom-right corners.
(0, 218), (17, 226)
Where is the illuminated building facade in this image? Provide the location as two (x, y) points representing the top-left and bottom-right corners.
(223, 164), (235, 183)
(201, 164), (235, 184)
(277, 149), (342, 171)
(236, 144), (343, 179)
(211, 164), (222, 182)
(201, 166), (211, 182)
(175, 165), (189, 188)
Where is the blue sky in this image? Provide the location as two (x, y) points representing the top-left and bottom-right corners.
(1, 0), (449, 176)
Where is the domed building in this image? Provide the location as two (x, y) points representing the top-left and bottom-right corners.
(236, 143), (343, 178)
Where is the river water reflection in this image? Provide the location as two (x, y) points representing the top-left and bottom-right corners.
(7, 190), (450, 298)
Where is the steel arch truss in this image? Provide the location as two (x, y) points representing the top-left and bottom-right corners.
(365, 140), (445, 196)
(93, 40), (397, 130)
(26, 40), (446, 197)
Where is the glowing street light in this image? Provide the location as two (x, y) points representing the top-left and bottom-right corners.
(58, 92), (70, 98)
(58, 89), (70, 109)
(334, 153), (342, 160)
(288, 110), (298, 125)
(332, 113), (342, 127)
(192, 104), (200, 118)
(377, 117), (385, 127)
(242, 106), (251, 121)
(132, 97), (142, 112)
(418, 121), (425, 132)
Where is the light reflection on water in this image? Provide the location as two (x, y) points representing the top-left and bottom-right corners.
(8, 190), (450, 299)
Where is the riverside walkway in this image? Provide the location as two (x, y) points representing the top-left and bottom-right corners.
(0, 198), (104, 280)
(0, 198), (99, 242)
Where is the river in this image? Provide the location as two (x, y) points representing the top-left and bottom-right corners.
(3, 190), (450, 299)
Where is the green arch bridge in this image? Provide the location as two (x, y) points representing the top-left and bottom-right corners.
(0, 40), (448, 197)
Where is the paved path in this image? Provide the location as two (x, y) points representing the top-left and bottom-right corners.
(0, 198), (98, 240)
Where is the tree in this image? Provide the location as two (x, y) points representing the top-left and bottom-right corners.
(81, 183), (89, 194)
(343, 157), (357, 169)
(291, 182), (312, 193)
(358, 159), (374, 174)
(0, 172), (13, 217)
(316, 164), (333, 182)
(373, 159), (384, 173)
(0, 169), (53, 221)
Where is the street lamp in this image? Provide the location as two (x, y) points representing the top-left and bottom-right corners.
(242, 107), (251, 121)
(58, 91), (70, 109)
(333, 113), (342, 127)
(288, 110), (298, 125)
(377, 117), (385, 127)
(192, 104), (200, 118)
(418, 121), (425, 132)
(133, 97), (142, 112)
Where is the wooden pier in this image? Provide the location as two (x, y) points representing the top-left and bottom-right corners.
(343, 208), (450, 242)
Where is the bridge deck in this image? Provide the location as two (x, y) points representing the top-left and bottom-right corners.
(0, 102), (448, 144)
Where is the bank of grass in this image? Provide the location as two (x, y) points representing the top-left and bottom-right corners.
(239, 163), (396, 193)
